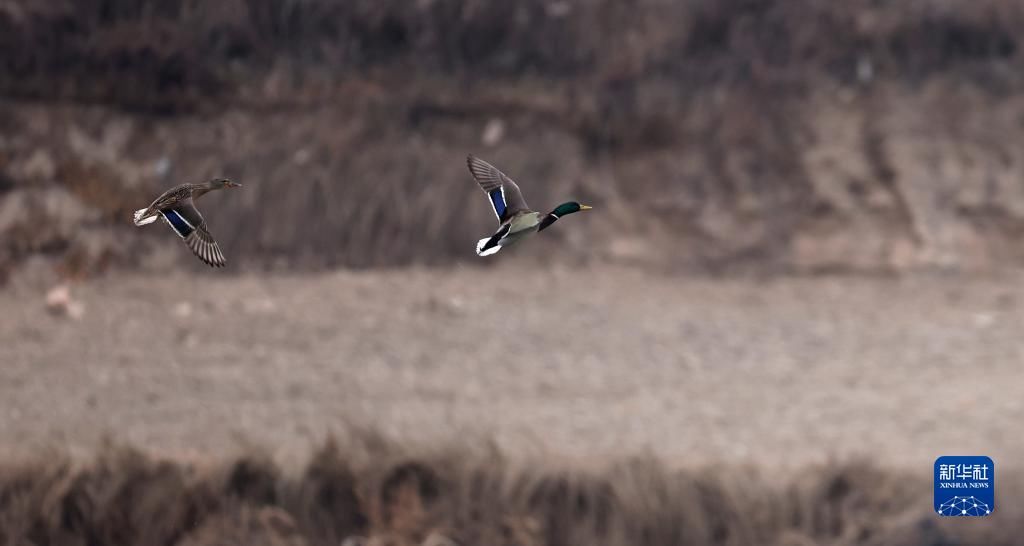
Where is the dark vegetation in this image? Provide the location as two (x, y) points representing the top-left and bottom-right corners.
(3, 0), (1024, 276)
(0, 437), (1017, 546)
(2, 0), (1021, 112)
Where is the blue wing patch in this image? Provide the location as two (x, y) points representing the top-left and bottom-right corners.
(162, 209), (195, 238)
(489, 188), (506, 220)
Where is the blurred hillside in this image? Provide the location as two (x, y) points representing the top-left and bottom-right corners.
(3, 0), (1024, 279)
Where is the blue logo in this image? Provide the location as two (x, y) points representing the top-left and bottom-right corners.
(934, 456), (994, 516)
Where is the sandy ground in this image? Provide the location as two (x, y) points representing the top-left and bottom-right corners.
(0, 265), (1020, 472)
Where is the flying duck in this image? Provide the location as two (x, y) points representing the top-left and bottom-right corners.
(133, 178), (241, 267)
(467, 155), (591, 256)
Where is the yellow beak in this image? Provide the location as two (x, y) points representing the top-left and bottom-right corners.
(580, 204), (593, 211)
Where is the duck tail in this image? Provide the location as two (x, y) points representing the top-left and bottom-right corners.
(476, 237), (502, 257)
(133, 208), (158, 226)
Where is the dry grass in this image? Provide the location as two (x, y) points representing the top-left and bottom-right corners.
(0, 436), (1017, 546)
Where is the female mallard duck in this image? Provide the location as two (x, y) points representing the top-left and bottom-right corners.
(133, 177), (241, 267)
(467, 155), (591, 256)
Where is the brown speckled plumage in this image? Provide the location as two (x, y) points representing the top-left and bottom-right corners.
(133, 178), (241, 268)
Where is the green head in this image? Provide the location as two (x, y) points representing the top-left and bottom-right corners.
(551, 202), (593, 217)
(538, 201), (592, 231)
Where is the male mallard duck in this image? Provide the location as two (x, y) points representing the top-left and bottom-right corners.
(467, 155), (591, 256)
(132, 177), (241, 267)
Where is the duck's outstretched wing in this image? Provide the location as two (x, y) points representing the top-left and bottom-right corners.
(185, 224), (227, 268)
(467, 155), (530, 223)
(159, 199), (227, 268)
